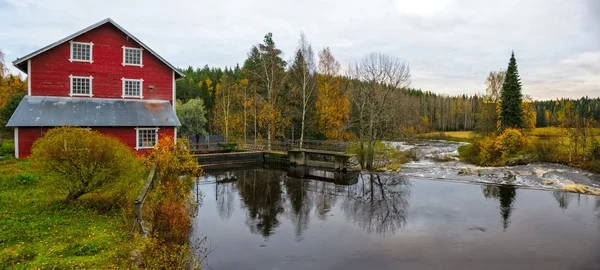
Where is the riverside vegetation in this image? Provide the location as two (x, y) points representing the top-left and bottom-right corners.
(0, 128), (202, 268)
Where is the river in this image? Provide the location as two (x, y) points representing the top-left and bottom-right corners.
(191, 140), (600, 270)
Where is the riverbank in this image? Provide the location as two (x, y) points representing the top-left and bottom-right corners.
(0, 158), (131, 268)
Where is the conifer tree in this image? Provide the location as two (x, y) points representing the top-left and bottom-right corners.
(499, 52), (524, 129)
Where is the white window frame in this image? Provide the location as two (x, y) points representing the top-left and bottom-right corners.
(122, 46), (143, 67)
(135, 127), (159, 150)
(121, 78), (144, 99)
(69, 75), (94, 97)
(69, 41), (94, 63)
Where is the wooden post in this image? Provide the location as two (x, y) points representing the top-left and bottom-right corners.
(134, 165), (156, 236)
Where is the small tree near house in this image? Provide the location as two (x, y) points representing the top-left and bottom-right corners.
(31, 127), (143, 202)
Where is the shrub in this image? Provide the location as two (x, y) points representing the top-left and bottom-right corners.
(30, 127), (144, 202)
(494, 128), (526, 162)
(528, 137), (561, 162)
(460, 129), (526, 166)
(218, 142), (237, 152)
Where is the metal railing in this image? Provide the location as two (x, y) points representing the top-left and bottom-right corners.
(238, 139), (348, 153)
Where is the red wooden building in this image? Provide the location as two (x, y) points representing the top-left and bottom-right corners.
(7, 18), (183, 158)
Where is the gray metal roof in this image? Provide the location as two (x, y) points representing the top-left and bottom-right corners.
(7, 96), (181, 127)
(12, 18), (184, 78)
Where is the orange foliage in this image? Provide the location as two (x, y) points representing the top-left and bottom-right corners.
(315, 74), (351, 140)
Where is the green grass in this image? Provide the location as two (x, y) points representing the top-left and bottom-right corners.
(0, 158), (132, 268)
(0, 139), (15, 156)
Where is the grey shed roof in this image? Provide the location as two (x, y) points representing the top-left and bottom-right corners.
(12, 18), (184, 78)
(7, 96), (181, 127)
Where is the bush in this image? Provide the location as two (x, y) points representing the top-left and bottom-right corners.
(459, 129), (526, 166)
(218, 142), (237, 152)
(0, 139), (14, 156)
(140, 137), (202, 269)
(30, 127), (144, 202)
(528, 137), (561, 162)
(494, 128), (526, 162)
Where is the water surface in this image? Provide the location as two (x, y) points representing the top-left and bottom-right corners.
(191, 168), (600, 270)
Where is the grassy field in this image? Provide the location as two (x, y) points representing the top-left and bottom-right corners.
(420, 127), (600, 142)
(0, 139), (15, 157)
(0, 158), (132, 268)
(418, 131), (473, 142)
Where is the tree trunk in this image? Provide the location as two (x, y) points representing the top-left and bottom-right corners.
(244, 89), (247, 143)
(300, 102), (306, 149)
(66, 190), (85, 202)
(366, 105), (376, 170)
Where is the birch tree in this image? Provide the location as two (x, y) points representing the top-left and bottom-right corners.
(288, 33), (316, 148)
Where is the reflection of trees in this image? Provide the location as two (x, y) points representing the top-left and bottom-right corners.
(314, 181), (338, 220)
(341, 173), (411, 236)
(481, 185), (517, 230)
(215, 173), (237, 221)
(284, 177), (313, 241)
(236, 169), (284, 238)
(594, 197), (600, 225)
(552, 191), (574, 210)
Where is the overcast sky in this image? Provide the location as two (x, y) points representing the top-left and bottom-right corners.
(1, 0), (598, 100)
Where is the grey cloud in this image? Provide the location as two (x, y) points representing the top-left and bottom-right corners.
(0, 0), (598, 99)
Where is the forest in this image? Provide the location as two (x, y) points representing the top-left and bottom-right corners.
(172, 33), (600, 142)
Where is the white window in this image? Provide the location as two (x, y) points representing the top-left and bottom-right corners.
(70, 41), (93, 63)
(136, 128), (158, 150)
(122, 78), (143, 98)
(123, 47), (143, 66)
(69, 75), (93, 97)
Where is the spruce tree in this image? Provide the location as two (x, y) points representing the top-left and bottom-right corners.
(499, 51), (524, 129)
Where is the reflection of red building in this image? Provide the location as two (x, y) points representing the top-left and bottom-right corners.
(7, 18), (183, 158)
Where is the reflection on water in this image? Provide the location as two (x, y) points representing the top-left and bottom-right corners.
(481, 185), (516, 230)
(340, 173), (411, 236)
(237, 170), (285, 238)
(193, 168), (600, 270)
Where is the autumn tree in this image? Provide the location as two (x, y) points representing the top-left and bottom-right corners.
(558, 101), (579, 163)
(522, 95), (537, 132)
(499, 52), (524, 129)
(485, 70), (505, 102)
(476, 70), (505, 135)
(214, 74), (235, 139)
(315, 47), (350, 141)
(243, 33), (287, 149)
(288, 33), (317, 148)
(348, 53), (411, 169)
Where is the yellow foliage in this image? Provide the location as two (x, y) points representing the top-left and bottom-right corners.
(315, 74), (351, 140)
(0, 74), (27, 108)
(522, 97), (537, 132)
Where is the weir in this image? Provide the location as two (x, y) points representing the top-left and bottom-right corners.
(194, 148), (358, 172)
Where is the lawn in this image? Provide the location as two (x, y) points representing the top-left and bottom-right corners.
(0, 158), (132, 268)
(0, 139), (15, 157)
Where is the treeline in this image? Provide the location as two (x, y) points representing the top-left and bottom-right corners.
(176, 64), (488, 136)
(175, 33), (493, 147)
(534, 98), (600, 127)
